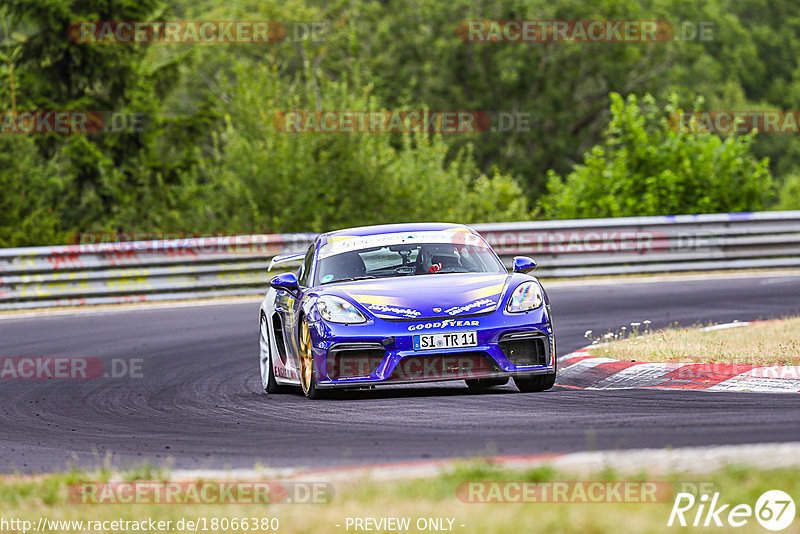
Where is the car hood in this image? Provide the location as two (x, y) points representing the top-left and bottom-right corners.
(322, 273), (511, 320)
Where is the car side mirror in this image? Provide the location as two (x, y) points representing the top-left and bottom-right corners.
(270, 272), (300, 293)
(511, 256), (537, 273)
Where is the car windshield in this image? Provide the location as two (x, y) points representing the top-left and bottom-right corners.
(315, 231), (506, 285)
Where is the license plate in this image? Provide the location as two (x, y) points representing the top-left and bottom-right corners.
(413, 331), (478, 351)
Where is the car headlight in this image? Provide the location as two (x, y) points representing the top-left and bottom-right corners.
(318, 296), (367, 324)
(506, 282), (543, 313)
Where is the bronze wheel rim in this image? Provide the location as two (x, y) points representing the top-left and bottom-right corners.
(300, 319), (313, 395)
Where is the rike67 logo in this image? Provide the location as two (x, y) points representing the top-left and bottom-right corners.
(668, 490), (795, 531)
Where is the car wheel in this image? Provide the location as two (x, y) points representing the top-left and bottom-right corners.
(299, 317), (324, 399)
(260, 313), (288, 394)
(465, 377), (509, 389)
(514, 373), (556, 392)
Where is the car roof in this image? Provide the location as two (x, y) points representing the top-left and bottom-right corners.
(318, 222), (475, 247)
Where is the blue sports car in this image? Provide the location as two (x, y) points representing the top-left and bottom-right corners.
(258, 223), (557, 398)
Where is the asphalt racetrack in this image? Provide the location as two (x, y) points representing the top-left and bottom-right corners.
(1, 274), (800, 473)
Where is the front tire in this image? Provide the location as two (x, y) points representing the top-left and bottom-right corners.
(514, 373), (556, 392)
(260, 313), (289, 394)
(299, 317), (324, 399)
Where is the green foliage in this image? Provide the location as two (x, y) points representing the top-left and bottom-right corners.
(319, 0), (686, 195)
(181, 60), (529, 234)
(0, 137), (66, 247)
(1, 0), (798, 246)
(775, 172), (800, 210)
(541, 93), (774, 218)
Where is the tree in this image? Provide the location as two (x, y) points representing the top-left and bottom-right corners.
(0, 137), (66, 247)
(541, 93), (773, 218)
(184, 59), (531, 234)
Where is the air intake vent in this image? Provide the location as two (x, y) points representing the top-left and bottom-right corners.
(499, 335), (548, 367)
(327, 345), (386, 379)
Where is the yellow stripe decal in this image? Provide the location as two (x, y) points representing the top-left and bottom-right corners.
(346, 294), (406, 307)
(463, 282), (506, 300)
(325, 235), (357, 243)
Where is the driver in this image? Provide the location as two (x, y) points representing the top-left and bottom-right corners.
(416, 244), (462, 274)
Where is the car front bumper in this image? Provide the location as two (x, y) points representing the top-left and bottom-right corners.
(309, 307), (556, 388)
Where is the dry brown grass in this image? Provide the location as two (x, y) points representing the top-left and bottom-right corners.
(592, 317), (800, 366)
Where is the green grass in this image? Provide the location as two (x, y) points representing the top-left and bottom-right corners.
(1, 462), (798, 533)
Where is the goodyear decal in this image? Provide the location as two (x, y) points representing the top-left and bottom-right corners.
(408, 319), (480, 331)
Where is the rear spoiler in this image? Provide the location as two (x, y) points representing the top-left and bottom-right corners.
(268, 252), (305, 271)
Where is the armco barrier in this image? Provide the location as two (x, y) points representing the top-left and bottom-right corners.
(0, 234), (315, 310)
(472, 210), (800, 277)
(1, 211), (799, 310)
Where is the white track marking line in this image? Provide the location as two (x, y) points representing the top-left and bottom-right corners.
(165, 442), (800, 482)
(544, 270), (800, 288)
(589, 362), (670, 389)
(0, 296), (262, 320)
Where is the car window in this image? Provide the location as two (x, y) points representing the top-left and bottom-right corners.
(359, 248), (420, 272)
(297, 244), (315, 287)
(315, 232), (505, 284)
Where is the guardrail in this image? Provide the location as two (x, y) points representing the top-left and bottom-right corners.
(473, 210), (800, 277)
(1, 211), (799, 310)
(0, 234), (316, 310)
